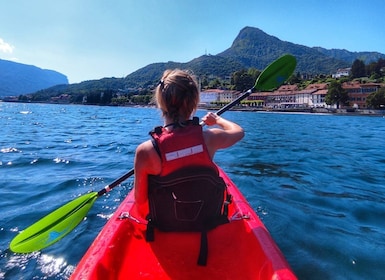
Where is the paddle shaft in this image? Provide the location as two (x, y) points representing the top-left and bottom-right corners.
(215, 89), (253, 116)
(97, 168), (134, 196)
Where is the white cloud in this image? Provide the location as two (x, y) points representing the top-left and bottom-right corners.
(0, 38), (15, 53)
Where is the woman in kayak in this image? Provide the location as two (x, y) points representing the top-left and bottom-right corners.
(133, 69), (244, 220)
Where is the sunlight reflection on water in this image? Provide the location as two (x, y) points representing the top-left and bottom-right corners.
(1, 104), (385, 279)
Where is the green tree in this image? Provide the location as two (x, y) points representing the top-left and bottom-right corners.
(366, 88), (385, 109)
(351, 59), (366, 78)
(100, 90), (114, 105)
(366, 58), (385, 76)
(208, 78), (222, 89)
(200, 76), (209, 89)
(130, 94), (152, 104)
(18, 95), (29, 101)
(325, 81), (349, 109)
(86, 92), (100, 104)
(232, 69), (255, 91)
(287, 72), (301, 84)
(366, 61), (379, 77)
(111, 96), (129, 105)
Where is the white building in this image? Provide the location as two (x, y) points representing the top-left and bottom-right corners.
(332, 68), (351, 78)
(200, 89), (239, 105)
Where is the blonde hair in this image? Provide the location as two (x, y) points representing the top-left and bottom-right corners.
(155, 69), (199, 123)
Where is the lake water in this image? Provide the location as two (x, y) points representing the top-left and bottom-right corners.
(1, 102), (384, 279)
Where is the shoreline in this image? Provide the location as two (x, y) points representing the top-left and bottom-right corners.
(2, 100), (385, 117)
(203, 105), (385, 117)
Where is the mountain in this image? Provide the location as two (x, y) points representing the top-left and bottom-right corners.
(16, 26), (385, 99)
(219, 27), (350, 74)
(312, 47), (385, 64)
(124, 55), (244, 88)
(0, 59), (68, 97)
(125, 27), (385, 88)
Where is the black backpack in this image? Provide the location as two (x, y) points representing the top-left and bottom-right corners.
(146, 166), (232, 265)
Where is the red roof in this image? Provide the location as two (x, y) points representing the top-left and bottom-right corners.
(277, 85), (298, 92)
(305, 83), (328, 90)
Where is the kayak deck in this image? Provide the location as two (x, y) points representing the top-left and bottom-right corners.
(71, 168), (296, 279)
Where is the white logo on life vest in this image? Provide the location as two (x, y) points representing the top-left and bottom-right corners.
(165, 144), (204, 161)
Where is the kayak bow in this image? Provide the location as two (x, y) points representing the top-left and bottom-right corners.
(71, 167), (296, 279)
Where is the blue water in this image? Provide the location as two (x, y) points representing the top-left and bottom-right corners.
(1, 102), (384, 279)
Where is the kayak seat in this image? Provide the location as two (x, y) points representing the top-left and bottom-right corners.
(146, 166), (232, 266)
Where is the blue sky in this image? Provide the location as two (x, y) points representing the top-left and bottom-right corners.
(1, 0), (384, 84)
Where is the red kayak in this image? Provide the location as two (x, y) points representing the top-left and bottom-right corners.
(71, 167), (296, 279)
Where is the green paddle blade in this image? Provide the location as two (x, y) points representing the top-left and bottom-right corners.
(255, 54), (297, 91)
(10, 192), (98, 253)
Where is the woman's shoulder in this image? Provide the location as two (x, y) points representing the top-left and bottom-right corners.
(135, 139), (161, 174)
(136, 139), (154, 153)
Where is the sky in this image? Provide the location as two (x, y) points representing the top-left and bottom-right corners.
(1, 0), (384, 84)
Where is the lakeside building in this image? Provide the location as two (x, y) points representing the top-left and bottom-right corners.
(342, 81), (382, 109)
(199, 89), (240, 106)
(50, 94), (70, 103)
(248, 83), (329, 109)
(200, 81), (383, 110)
(332, 68), (351, 78)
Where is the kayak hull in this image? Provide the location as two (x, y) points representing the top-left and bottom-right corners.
(71, 168), (296, 279)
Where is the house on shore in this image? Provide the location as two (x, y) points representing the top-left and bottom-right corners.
(332, 68), (351, 78)
(200, 80), (384, 110)
(199, 89), (240, 106)
(343, 81), (382, 109)
(247, 84), (329, 109)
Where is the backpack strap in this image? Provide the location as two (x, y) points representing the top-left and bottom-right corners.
(146, 216), (155, 242)
(197, 230), (208, 266)
(197, 183), (231, 266)
(151, 138), (161, 158)
(197, 188), (232, 266)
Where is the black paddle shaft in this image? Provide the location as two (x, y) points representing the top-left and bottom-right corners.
(97, 168), (134, 196)
(215, 90), (253, 116)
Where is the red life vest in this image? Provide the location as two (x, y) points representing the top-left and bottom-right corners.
(149, 118), (218, 176)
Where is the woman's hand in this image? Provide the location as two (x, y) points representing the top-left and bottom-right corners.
(202, 112), (244, 156)
(202, 112), (220, 126)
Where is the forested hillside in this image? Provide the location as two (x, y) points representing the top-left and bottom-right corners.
(7, 26), (385, 103)
(0, 59), (68, 97)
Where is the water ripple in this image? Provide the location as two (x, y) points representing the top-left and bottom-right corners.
(1, 104), (385, 279)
